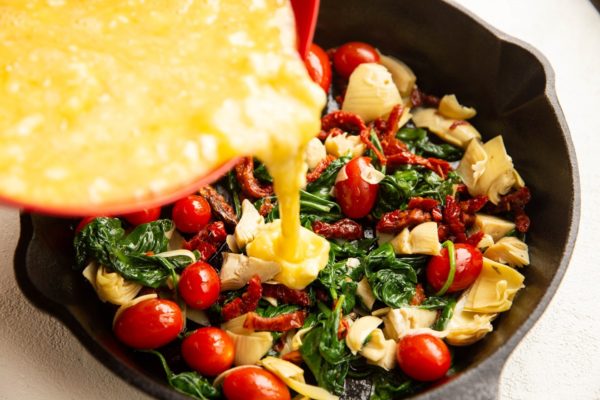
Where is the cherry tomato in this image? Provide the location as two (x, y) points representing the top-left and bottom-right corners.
(223, 367), (290, 400)
(426, 243), (483, 293)
(121, 207), (161, 226)
(113, 299), (183, 350)
(75, 216), (100, 233)
(397, 334), (451, 381)
(304, 43), (332, 93)
(172, 195), (212, 233)
(334, 157), (379, 218)
(182, 327), (234, 376)
(178, 261), (220, 310)
(333, 41), (380, 79)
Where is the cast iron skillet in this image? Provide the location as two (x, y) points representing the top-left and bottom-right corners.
(13, 0), (579, 399)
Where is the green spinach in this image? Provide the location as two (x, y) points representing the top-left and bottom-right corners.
(146, 351), (221, 400)
(397, 127), (463, 161)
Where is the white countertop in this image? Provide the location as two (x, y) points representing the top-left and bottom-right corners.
(1, 1), (599, 399)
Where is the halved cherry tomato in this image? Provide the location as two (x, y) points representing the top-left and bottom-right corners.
(182, 327), (234, 377)
(75, 216), (100, 233)
(304, 43), (332, 93)
(172, 195), (212, 233)
(333, 41), (380, 79)
(223, 367), (290, 400)
(426, 243), (483, 293)
(122, 207), (161, 226)
(397, 333), (451, 381)
(113, 298), (183, 350)
(178, 261), (220, 310)
(334, 157), (379, 218)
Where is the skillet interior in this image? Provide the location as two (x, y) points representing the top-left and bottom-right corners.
(14, 0), (579, 399)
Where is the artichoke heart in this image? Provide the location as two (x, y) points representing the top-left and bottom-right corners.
(219, 252), (281, 291)
(226, 330), (273, 366)
(382, 307), (438, 340)
(234, 199), (264, 249)
(412, 108), (481, 148)
(378, 54), (417, 97)
(390, 222), (441, 256)
(342, 63), (402, 122)
(360, 328), (397, 371)
(305, 137), (327, 170)
(345, 316), (383, 355)
(356, 277), (376, 310)
(82, 262), (142, 305)
(473, 213), (515, 242)
(261, 357), (339, 400)
(438, 94), (477, 120)
(456, 138), (488, 189)
(484, 237), (530, 267)
(464, 258), (525, 313)
(324, 133), (366, 158)
(445, 294), (495, 346)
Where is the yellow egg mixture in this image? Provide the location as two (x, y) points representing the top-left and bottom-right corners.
(0, 0), (329, 287)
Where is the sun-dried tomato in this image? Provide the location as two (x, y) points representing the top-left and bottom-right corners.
(262, 284), (312, 307)
(281, 350), (303, 364)
(359, 127), (387, 164)
(408, 197), (440, 211)
(410, 88), (440, 108)
(306, 155), (336, 183)
(410, 284), (426, 306)
(438, 223), (450, 242)
(243, 310), (307, 331)
(464, 230), (485, 248)
(376, 208), (432, 234)
(486, 187), (531, 233)
(312, 218), (364, 240)
(234, 157), (273, 199)
(386, 151), (451, 178)
(337, 318), (350, 340)
(459, 195), (488, 214)
(221, 275), (263, 321)
(258, 197), (274, 217)
(199, 185), (238, 228)
(321, 110), (368, 135)
(442, 195), (467, 243)
(183, 221), (227, 260)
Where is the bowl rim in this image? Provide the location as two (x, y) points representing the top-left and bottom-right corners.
(13, 0), (581, 399)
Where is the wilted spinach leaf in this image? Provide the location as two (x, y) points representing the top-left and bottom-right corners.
(146, 350), (221, 400)
(306, 154), (351, 194)
(74, 217), (189, 287)
(397, 127), (463, 161)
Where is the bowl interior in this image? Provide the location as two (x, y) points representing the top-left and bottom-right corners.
(16, 0), (578, 399)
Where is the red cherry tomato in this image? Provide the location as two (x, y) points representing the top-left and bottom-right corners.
(75, 216), (100, 233)
(182, 327), (234, 377)
(397, 333), (451, 381)
(223, 367), (291, 400)
(333, 41), (380, 79)
(334, 157), (379, 218)
(113, 299), (183, 350)
(304, 43), (332, 93)
(172, 195), (212, 233)
(121, 207), (161, 226)
(426, 243), (483, 293)
(178, 261), (220, 310)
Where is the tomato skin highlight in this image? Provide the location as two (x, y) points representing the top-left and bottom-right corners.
(334, 157), (379, 219)
(172, 195), (212, 233)
(426, 243), (483, 293)
(304, 43), (332, 93)
(223, 367), (291, 400)
(178, 261), (220, 310)
(333, 41), (380, 79)
(182, 327), (235, 377)
(397, 334), (451, 381)
(122, 207), (161, 226)
(113, 299), (183, 350)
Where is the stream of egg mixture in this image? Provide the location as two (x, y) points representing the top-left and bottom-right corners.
(0, 0), (330, 287)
